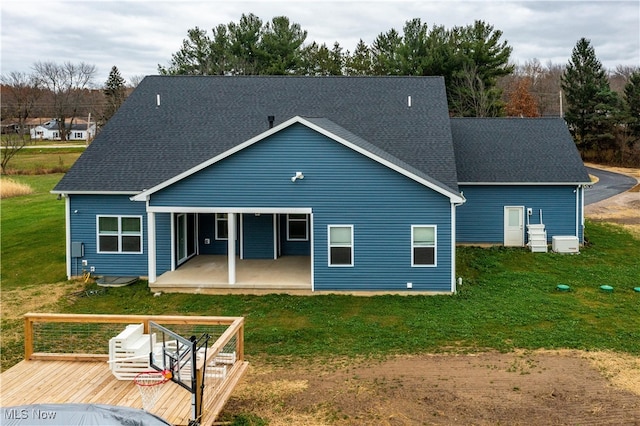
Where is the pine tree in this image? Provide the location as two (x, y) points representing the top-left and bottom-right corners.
(624, 71), (640, 142)
(561, 38), (620, 150)
(103, 66), (126, 122)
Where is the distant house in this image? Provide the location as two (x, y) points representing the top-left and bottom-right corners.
(52, 76), (590, 293)
(30, 119), (96, 141)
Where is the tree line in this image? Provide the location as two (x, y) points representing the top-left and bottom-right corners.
(158, 14), (515, 117)
(157, 14), (639, 165)
(2, 13), (639, 169)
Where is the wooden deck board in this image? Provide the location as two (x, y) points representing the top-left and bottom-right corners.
(1, 360), (195, 425)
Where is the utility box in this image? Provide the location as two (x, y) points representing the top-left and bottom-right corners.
(71, 242), (84, 258)
(552, 236), (579, 253)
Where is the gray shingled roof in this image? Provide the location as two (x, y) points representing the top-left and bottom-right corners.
(54, 76), (459, 194)
(451, 118), (590, 184)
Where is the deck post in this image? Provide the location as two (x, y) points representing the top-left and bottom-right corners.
(24, 315), (34, 360)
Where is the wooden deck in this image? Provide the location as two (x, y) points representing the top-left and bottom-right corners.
(1, 358), (247, 425)
(0, 314), (248, 426)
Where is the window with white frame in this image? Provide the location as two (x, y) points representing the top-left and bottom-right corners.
(97, 216), (142, 253)
(215, 213), (228, 240)
(287, 214), (308, 241)
(412, 225), (436, 266)
(74, 132), (83, 138)
(328, 225), (353, 266)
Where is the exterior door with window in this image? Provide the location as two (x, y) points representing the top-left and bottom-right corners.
(504, 206), (524, 246)
(176, 213), (196, 265)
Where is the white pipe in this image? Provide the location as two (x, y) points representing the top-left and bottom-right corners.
(575, 186), (579, 238)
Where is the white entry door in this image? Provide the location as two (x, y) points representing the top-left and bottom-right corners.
(504, 206), (524, 246)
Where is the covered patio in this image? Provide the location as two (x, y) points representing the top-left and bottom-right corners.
(150, 255), (312, 294)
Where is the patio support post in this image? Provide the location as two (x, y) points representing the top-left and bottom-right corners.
(148, 211), (156, 283)
(228, 213), (236, 284)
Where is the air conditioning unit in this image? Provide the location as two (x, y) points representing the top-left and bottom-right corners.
(552, 236), (579, 253)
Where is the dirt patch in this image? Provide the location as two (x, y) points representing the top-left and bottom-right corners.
(226, 351), (640, 425)
(584, 163), (640, 238)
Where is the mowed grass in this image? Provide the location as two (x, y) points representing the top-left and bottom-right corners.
(2, 148), (83, 175)
(1, 174), (639, 371)
(1, 174), (67, 288)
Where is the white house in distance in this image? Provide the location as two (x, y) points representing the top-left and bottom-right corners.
(30, 119), (96, 141)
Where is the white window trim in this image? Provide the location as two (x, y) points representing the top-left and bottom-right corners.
(328, 224), (354, 267)
(287, 214), (309, 241)
(215, 213), (228, 240)
(411, 225), (437, 267)
(96, 215), (143, 254)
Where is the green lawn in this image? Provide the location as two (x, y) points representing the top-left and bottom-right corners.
(2, 148), (84, 174)
(2, 174), (639, 371)
(1, 174), (67, 288)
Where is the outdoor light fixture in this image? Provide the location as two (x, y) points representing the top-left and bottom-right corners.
(291, 171), (304, 182)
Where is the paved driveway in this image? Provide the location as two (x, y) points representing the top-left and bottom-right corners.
(585, 167), (637, 205)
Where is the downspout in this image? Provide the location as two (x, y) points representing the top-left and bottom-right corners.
(451, 193), (466, 293)
(64, 195), (71, 279)
(580, 185), (585, 243)
(575, 185), (579, 239)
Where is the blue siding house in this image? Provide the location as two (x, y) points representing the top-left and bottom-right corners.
(52, 76), (589, 293)
(451, 118), (590, 248)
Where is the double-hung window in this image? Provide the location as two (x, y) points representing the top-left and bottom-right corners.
(287, 214), (309, 241)
(412, 225), (436, 266)
(215, 213), (228, 240)
(97, 216), (142, 253)
(328, 225), (353, 266)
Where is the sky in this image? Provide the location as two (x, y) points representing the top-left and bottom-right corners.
(1, 0), (639, 85)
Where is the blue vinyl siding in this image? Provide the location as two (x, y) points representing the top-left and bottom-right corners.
(150, 124), (454, 292)
(280, 215), (311, 256)
(457, 185), (583, 244)
(242, 213), (274, 259)
(155, 213), (171, 274)
(69, 195), (148, 276)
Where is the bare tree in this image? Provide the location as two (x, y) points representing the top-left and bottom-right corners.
(610, 64), (640, 95)
(450, 63), (502, 117)
(32, 61), (96, 141)
(1, 72), (41, 173)
(128, 75), (146, 88)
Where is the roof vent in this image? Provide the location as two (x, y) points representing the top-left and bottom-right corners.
(407, 95), (412, 107)
(268, 115), (275, 129)
(156, 94), (161, 107)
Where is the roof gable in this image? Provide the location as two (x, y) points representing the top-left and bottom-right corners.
(54, 76), (458, 194)
(451, 117), (590, 184)
(132, 116), (463, 203)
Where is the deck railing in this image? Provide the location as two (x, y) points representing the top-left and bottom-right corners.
(22, 313), (246, 425)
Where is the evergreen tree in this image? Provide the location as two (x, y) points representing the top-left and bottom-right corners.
(103, 65), (126, 123)
(259, 16), (307, 75)
(345, 39), (373, 75)
(561, 38), (620, 150)
(624, 71), (640, 143)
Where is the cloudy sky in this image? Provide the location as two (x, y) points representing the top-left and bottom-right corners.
(1, 0), (638, 85)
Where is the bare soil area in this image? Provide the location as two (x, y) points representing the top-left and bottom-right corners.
(227, 350), (640, 425)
